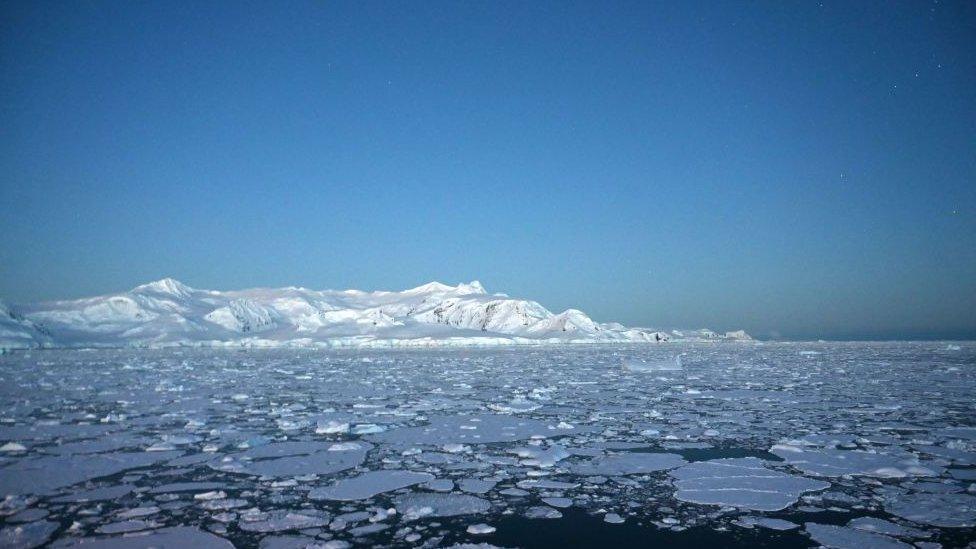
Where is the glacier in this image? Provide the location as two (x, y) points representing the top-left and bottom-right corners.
(0, 278), (750, 350)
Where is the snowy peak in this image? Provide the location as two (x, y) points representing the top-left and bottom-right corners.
(0, 279), (751, 349)
(402, 280), (485, 296)
(456, 280), (486, 295)
(132, 278), (194, 299)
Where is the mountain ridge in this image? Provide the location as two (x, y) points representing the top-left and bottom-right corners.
(0, 278), (751, 350)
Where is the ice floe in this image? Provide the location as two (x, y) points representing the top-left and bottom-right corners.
(671, 457), (829, 511)
(393, 493), (490, 519)
(883, 492), (976, 527)
(309, 470), (434, 501)
(0, 520), (58, 549)
(804, 522), (911, 549)
(568, 452), (686, 476)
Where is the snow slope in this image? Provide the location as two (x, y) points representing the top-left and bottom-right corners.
(0, 278), (751, 349)
(0, 300), (51, 350)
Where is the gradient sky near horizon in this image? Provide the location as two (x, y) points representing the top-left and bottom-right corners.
(1, 1), (974, 340)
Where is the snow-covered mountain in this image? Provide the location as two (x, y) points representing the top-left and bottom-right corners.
(0, 300), (52, 350)
(0, 278), (751, 350)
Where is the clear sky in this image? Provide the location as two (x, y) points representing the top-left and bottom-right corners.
(1, 1), (974, 340)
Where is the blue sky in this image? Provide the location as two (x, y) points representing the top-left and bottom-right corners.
(1, 1), (974, 340)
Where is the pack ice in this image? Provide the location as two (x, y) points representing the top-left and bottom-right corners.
(0, 341), (973, 548)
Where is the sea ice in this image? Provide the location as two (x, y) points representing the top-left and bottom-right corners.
(671, 457), (829, 511)
(368, 414), (576, 446)
(770, 445), (940, 478)
(212, 441), (371, 477)
(524, 506), (563, 519)
(622, 356), (682, 373)
(0, 451), (181, 495)
(847, 517), (930, 539)
(1, 342), (974, 546)
(568, 453), (686, 476)
(883, 492), (976, 527)
(804, 522), (911, 549)
(466, 523), (496, 534)
(735, 516), (799, 530)
(309, 470), (434, 501)
(0, 520), (58, 549)
(50, 526), (234, 548)
(238, 510), (332, 532)
(393, 493), (490, 519)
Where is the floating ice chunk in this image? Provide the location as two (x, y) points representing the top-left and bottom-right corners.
(328, 442), (364, 452)
(524, 506), (562, 519)
(847, 517), (929, 539)
(234, 442), (330, 459)
(44, 435), (149, 456)
(884, 492), (976, 527)
(393, 493), (490, 519)
(213, 441), (371, 478)
(671, 457), (829, 511)
(568, 453), (686, 476)
(0, 442), (27, 453)
(238, 510), (332, 533)
(50, 484), (135, 502)
(96, 520), (158, 534)
(0, 520), (58, 549)
(623, 356), (682, 373)
(735, 516), (799, 530)
(148, 482), (225, 494)
(510, 445), (569, 468)
(115, 506), (160, 519)
(516, 479), (579, 490)
(367, 414), (577, 446)
(804, 523), (911, 549)
(938, 426), (976, 441)
(275, 418), (310, 432)
(488, 399), (541, 414)
(770, 445), (940, 478)
(348, 523), (388, 536)
(7, 509), (49, 523)
(315, 421), (350, 434)
(309, 470), (434, 501)
(0, 451), (181, 495)
(351, 424), (385, 435)
(50, 526), (234, 548)
(950, 469), (976, 481)
(166, 453), (215, 467)
(258, 536), (323, 549)
(193, 490), (226, 500)
(466, 523), (496, 534)
(161, 434), (200, 446)
(912, 445), (976, 465)
(459, 478), (497, 494)
(424, 479), (455, 492)
(542, 497), (572, 508)
(200, 498), (248, 510)
(145, 442), (177, 452)
(604, 513), (625, 524)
